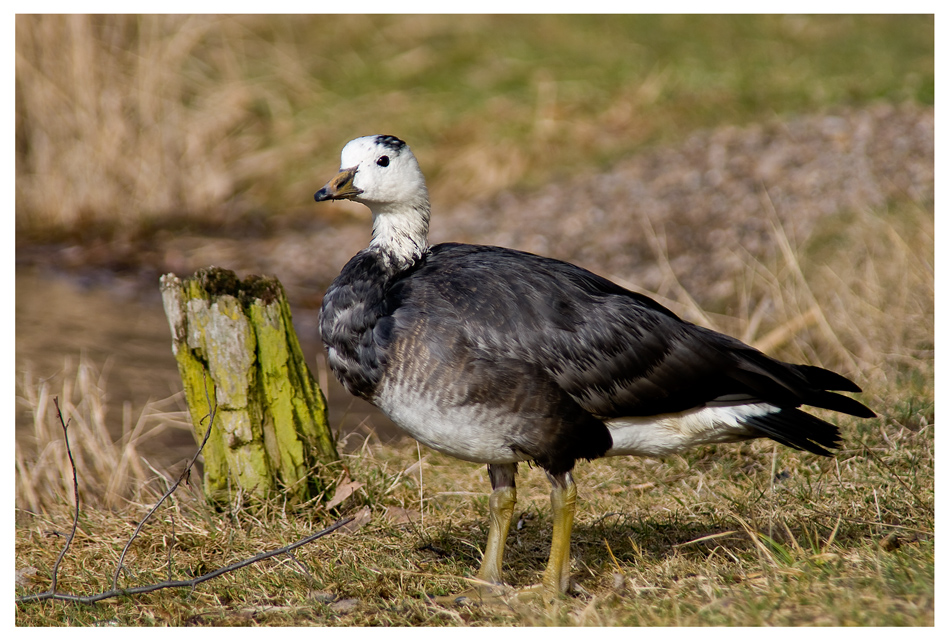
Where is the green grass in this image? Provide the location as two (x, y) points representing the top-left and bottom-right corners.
(16, 15), (933, 234)
(15, 412), (933, 625)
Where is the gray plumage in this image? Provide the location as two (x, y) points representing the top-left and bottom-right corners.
(314, 134), (874, 597)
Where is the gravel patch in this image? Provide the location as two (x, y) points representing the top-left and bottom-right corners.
(434, 102), (933, 304)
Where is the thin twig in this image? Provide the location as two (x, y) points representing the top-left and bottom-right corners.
(16, 517), (354, 605)
(111, 376), (217, 590)
(49, 397), (80, 597)
(167, 516), (176, 582)
(18, 377), (353, 607)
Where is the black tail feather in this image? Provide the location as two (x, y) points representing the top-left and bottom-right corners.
(744, 408), (843, 457)
(790, 364), (876, 418)
(735, 352), (876, 419)
(806, 389), (876, 418)
(793, 364), (864, 393)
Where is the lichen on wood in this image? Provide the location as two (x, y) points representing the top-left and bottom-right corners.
(160, 267), (338, 506)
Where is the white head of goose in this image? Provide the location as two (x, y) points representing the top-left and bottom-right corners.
(315, 134), (875, 601)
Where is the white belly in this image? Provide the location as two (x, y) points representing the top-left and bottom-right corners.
(374, 378), (526, 464)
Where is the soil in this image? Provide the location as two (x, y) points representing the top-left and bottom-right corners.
(17, 103), (933, 314)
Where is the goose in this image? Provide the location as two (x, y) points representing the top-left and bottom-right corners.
(314, 134), (875, 600)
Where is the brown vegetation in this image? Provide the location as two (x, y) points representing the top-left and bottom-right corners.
(15, 15), (933, 626)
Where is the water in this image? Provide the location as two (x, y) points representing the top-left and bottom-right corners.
(14, 267), (398, 471)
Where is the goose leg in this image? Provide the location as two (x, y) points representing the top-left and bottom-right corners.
(539, 470), (576, 597)
(437, 463), (517, 605)
(476, 463), (517, 585)
(441, 464), (576, 605)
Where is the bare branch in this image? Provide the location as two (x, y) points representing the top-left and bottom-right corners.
(18, 377), (354, 607)
(112, 376), (216, 590)
(16, 516), (354, 605)
(49, 397), (79, 597)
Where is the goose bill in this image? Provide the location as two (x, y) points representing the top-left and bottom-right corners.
(314, 166), (362, 201)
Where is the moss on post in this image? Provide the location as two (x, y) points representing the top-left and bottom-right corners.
(160, 267), (338, 506)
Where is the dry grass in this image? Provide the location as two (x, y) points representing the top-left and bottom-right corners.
(15, 15), (933, 235)
(15, 13), (932, 627)
(727, 200), (933, 395)
(15, 200), (933, 625)
(14, 418), (934, 626)
(15, 357), (194, 514)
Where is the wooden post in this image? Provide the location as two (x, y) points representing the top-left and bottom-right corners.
(160, 267), (338, 506)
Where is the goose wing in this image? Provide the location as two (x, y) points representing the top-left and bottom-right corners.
(382, 243), (873, 421)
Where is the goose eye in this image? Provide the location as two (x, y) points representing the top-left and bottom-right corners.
(376, 155), (390, 167)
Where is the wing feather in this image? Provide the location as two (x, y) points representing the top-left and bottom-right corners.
(391, 244), (873, 420)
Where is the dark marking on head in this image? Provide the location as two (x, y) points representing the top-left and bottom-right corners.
(375, 135), (407, 153)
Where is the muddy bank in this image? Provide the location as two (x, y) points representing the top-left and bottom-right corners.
(15, 103), (934, 467)
(16, 103), (933, 308)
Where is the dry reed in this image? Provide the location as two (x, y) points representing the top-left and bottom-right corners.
(16, 15), (933, 236)
(16, 16), (298, 230)
(15, 356), (194, 513)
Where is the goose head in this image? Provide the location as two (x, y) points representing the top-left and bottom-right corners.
(315, 135), (431, 267)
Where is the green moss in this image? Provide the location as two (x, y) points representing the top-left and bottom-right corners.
(160, 270), (338, 507)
